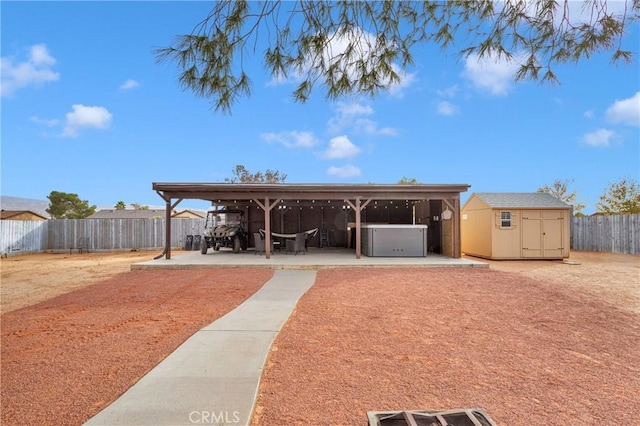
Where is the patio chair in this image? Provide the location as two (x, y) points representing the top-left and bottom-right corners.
(319, 228), (330, 248)
(70, 237), (90, 254)
(293, 232), (307, 255)
(254, 232), (266, 255)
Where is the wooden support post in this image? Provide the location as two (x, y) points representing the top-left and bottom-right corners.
(264, 197), (271, 258)
(453, 197), (461, 258)
(156, 196), (183, 260)
(442, 197), (461, 258)
(254, 198), (281, 259)
(164, 202), (172, 259)
(344, 197), (371, 259)
(355, 197), (361, 259)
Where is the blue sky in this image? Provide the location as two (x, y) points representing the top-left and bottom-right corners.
(1, 1), (638, 214)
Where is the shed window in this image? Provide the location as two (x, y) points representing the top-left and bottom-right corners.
(501, 212), (512, 228)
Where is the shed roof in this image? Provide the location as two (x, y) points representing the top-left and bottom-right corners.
(473, 192), (570, 209)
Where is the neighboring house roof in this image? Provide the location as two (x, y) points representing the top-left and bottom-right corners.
(472, 192), (570, 209)
(0, 210), (49, 220)
(88, 209), (206, 219)
(173, 209), (206, 219)
(88, 209), (167, 219)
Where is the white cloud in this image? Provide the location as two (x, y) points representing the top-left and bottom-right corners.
(462, 53), (521, 95)
(327, 102), (397, 136)
(338, 102), (374, 118)
(322, 135), (361, 159)
(583, 109), (595, 119)
(437, 101), (458, 116)
(1, 43), (60, 97)
(605, 92), (640, 127)
(30, 116), (60, 127)
(436, 85), (459, 98)
(120, 79), (140, 90)
(62, 104), (113, 137)
(386, 64), (417, 98)
(267, 27), (416, 96)
(327, 102), (373, 133)
(353, 118), (398, 136)
(582, 128), (616, 147)
(551, 0), (632, 26)
(327, 164), (361, 178)
(260, 131), (319, 148)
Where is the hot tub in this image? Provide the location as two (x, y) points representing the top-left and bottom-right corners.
(360, 224), (428, 257)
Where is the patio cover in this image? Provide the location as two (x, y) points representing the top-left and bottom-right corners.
(153, 182), (470, 260)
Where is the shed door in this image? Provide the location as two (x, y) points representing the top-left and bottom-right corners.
(542, 211), (564, 258)
(521, 211), (542, 257)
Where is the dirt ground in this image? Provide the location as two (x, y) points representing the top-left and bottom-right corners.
(1, 250), (639, 425)
(2, 250), (637, 315)
(252, 262), (639, 425)
(0, 251), (155, 314)
(471, 251), (639, 315)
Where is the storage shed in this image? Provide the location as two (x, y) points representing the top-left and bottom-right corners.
(461, 192), (571, 260)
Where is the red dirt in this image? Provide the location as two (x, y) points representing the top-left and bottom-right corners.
(1, 268), (272, 426)
(251, 265), (640, 425)
(1, 251), (638, 425)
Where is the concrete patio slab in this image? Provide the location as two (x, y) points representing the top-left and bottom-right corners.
(132, 248), (487, 271)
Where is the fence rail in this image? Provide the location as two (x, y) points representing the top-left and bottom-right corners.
(571, 214), (639, 255)
(1, 218), (205, 256)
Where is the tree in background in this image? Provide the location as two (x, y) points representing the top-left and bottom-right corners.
(596, 177), (640, 214)
(114, 201), (126, 210)
(46, 191), (96, 219)
(537, 178), (586, 216)
(225, 164), (288, 183)
(130, 203), (150, 210)
(398, 177), (419, 184)
(156, 1), (637, 113)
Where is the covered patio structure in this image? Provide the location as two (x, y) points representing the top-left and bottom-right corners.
(153, 183), (470, 260)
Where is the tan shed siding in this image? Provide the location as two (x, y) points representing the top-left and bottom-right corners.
(461, 196), (492, 258)
(552, 209), (571, 258)
(491, 209), (522, 258)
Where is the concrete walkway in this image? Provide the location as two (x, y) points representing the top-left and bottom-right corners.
(85, 270), (317, 426)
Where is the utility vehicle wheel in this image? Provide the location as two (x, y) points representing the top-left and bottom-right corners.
(214, 243), (221, 251)
(241, 236), (248, 251)
(233, 236), (241, 253)
(200, 239), (208, 255)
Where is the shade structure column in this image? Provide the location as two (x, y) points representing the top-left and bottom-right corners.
(155, 192), (183, 260)
(344, 197), (372, 259)
(253, 197), (281, 259)
(442, 196), (461, 258)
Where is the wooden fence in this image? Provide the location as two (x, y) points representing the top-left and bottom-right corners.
(3, 215), (638, 256)
(0, 220), (48, 255)
(571, 214), (639, 255)
(1, 218), (205, 256)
